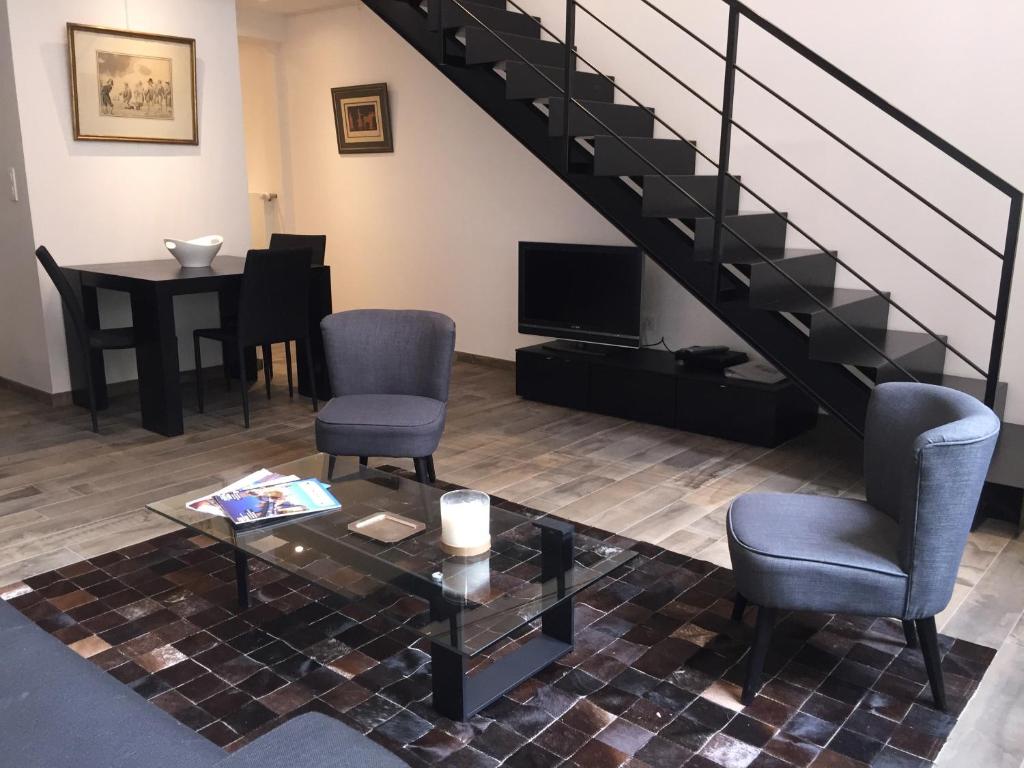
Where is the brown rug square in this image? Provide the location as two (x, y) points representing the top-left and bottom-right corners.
(2, 473), (993, 767)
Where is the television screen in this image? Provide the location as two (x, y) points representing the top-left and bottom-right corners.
(518, 242), (643, 347)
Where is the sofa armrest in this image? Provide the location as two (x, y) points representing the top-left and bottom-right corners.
(214, 713), (408, 768)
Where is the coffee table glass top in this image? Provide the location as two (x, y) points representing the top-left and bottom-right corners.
(147, 454), (637, 656)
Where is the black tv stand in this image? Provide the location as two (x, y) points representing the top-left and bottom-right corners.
(516, 343), (817, 447)
(540, 340), (619, 357)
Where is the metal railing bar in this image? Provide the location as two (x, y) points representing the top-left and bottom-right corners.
(728, 0), (1022, 199)
(728, 118), (996, 319)
(635, 0), (727, 61)
(441, 0), (975, 382)
(985, 193), (1023, 404)
(731, 62), (1006, 261)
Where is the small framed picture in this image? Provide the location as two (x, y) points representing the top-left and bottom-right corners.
(331, 83), (394, 154)
(67, 23), (198, 145)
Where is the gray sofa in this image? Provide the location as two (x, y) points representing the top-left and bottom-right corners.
(0, 599), (406, 768)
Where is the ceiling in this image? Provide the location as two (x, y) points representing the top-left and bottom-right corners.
(235, 0), (357, 15)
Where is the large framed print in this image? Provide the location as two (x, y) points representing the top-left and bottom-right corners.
(331, 83), (394, 154)
(67, 23), (198, 145)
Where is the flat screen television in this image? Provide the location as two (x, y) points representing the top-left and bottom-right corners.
(518, 241), (644, 348)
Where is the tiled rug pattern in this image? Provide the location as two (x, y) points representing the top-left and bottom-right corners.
(2, 484), (994, 768)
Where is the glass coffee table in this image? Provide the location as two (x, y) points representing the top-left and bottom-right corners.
(147, 454), (637, 720)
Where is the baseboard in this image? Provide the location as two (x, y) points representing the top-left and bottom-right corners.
(455, 351), (515, 370)
(17, 365), (229, 408)
(0, 375), (65, 406)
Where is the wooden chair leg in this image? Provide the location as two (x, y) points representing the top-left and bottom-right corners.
(82, 347), (99, 434)
(327, 454), (336, 479)
(742, 606), (776, 705)
(285, 341), (294, 398)
(413, 457), (430, 484)
(238, 344), (251, 429)
(194, 336), (205, 413)
(426, 455), (436, 483)
(902, 619), (918, 648)
(916, 617), (947, 711)
(731, 593), (748, 623)
(359, 456), (368, 467)
(262, 343), (273, 400)
(302, 336), (318, 412)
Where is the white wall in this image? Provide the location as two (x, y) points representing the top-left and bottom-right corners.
(6, 0), (251, 393)
(264, 4), (747, 365)
(0, 0), (50, 392)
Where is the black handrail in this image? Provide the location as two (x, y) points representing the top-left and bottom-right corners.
(436, 0), (922, 394)
(434, 0), (1021, 409)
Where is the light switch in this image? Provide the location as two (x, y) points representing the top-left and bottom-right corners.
(8, 167), (17, 202)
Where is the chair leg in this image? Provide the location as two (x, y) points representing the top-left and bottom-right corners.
(359, 456), (368, 467)
(916, 617), (947, 711)
(426, 455), (436, 484)
(414, 457), (430, 484)
(82, 347), (99, 434)
(327, 455), (336, 479)
(237, 344), (251, 429)
(731, 593), (748, 623)
(742, 606), (777, 705)
(194, 336), (205, 414)
(302, 336), (318, 412)
(262, 343), (273, 400)
(902, 619), (919, 648)
(285, 341), (294, 398)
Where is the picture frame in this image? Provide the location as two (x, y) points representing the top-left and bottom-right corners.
(67, 23), (198, 145)
(331, 83), (394, 154)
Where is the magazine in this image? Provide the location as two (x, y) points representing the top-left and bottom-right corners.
(186, 469), (298, 516)
(214, 478), (342, 528)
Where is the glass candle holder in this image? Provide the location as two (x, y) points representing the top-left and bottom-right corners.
(439, 489), (491, 557)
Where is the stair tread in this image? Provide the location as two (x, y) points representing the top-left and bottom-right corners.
(816, 329), (947, 367)
(940, 374), (1007, 407)
(756, 288), (888, 314)
(438, 0), (541, 36)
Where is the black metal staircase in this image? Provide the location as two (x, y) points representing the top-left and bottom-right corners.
(365, 0), (1022, 434)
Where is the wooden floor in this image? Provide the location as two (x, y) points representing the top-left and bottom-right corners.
(0, 356), (1021, 766)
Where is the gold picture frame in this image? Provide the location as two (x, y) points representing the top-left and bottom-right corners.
(331, 83), (394, 154)
(67, 23), (198, 145)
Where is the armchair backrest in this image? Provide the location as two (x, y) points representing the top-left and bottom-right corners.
(864, 382), (999, 617)
(320, 309), (456, 401)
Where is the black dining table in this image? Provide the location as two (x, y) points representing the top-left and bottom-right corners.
(60, 256), (332, 437)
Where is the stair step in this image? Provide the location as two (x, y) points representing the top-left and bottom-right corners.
(464, 27), (565, 67)
(811, 328), (947, 382)
(548, 98), (654, 138)
(592, 136), (696, 176)
(748, 250), (838, 304)
(692, 212), (788, 263)
(642, 174), (740, 219)
(430, 0), (541, 37)
(940, 374), (1007, 416)
(753, 287), (884, 316)
(505, 62), (615, 102)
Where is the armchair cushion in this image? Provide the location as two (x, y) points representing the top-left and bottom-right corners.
(315, 394), (446, 458)
(727, 493), (908, 617)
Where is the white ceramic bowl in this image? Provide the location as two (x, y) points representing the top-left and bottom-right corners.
(164, 235), (224, 268)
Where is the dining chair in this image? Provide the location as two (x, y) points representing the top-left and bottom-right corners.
(34, 246), (137, 433)
(727, 382), (1000, 710)
(193, 248), (318, 428)
(269, 233), (327, 267)
(316, 310), (456, 484)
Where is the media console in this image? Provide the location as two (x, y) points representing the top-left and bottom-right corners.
(516, 343), (818, 447)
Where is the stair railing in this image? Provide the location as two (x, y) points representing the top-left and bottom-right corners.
(434, 0), (1021, 412)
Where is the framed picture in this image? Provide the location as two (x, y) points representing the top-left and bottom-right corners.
(67, 23), (198, 145)
(331, 83), (393, 154)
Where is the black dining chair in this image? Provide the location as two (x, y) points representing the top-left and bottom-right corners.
(193, 248), (318, 428)
(269, 233), (327, 267)
(34, 246), (138, 433)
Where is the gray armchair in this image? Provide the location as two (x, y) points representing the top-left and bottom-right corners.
(727, 382), (1000, 709)
(315, 309), (456, 483)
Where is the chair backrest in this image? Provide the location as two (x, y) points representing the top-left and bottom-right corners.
(319, 309), (456, 402)
(35, 246), (89, 347)
(269, 233), (327, 267)
(864, 381), (1000, 618)
(237, 247), (312, 347)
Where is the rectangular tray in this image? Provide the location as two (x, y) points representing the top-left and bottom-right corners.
(347, 511), (426, 543)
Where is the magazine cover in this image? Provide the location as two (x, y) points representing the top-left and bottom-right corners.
(186, 469), (298, 516)
(214, 478), (341, 527)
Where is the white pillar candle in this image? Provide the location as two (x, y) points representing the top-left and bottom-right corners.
(440, 489), (491, 557)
